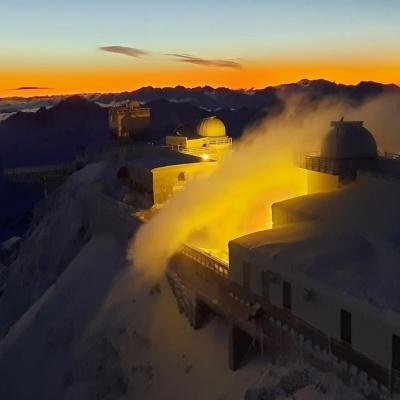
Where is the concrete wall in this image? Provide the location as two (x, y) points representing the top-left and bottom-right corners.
(246, 259), (400, 371)
(152, 163), (216, 205)
(307, 170), (339, 194)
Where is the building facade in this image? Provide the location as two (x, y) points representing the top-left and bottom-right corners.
(109, 101), (150, 141)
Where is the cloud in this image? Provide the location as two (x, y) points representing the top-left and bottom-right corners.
(167, 54), (242, 69)
(8, 86), (52, 91)
(99, 46), (149, 58)
(98, 45), (242, 69)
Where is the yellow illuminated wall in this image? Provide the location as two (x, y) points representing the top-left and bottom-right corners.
(152, 162), (217, 206)
(307, 170), (340, 194)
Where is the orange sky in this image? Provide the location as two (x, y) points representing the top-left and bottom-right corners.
(2, 63), (400, 98)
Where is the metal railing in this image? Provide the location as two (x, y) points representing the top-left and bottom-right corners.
(180, 243), (229, 277)
(295, 152), (375, 175)
(207, 137), (232, 145)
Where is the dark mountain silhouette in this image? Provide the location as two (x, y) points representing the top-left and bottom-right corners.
(0, 79), (399, 243)
(2, 80), (398, 116)
(1, 80), (399, 168)
(0, 95), (109, 167)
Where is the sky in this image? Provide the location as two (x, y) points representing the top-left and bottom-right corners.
(1, 0), (400, 97)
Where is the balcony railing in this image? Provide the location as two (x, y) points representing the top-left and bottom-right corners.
(180, 243), (229, 277)
(166, 137), (232, 157)
(206, 137), (232, 145)
(295, 152), (375, 175)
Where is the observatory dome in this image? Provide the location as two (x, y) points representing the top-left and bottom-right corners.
(320, 120), (377, 159)
(197, 116), (226, 137)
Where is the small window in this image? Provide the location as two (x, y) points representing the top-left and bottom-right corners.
(393, 335), (400, 371)
(282, 281), (291, 310)
(178, 172), (186, 182)
(242, 261), (250, 289)
(262, 271), (270, 298)
(341, 309), (352, 344)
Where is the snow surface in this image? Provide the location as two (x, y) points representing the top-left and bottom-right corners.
(0, 231), (370, 400)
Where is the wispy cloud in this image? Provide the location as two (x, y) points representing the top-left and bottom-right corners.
(167, 54), (242, 69)
(99, 46), (149, 58)
(8, 86), (52, 91)
(98, 45), (243, 69)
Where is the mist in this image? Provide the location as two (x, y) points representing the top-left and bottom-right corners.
(128, 92), (400, 278)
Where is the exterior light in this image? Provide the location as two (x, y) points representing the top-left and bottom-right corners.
(202, 154), (209, 161)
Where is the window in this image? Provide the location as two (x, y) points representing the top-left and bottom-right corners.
(392, 335), (400, 371)
(262, 271), (270, 299)
(340, 309), (352, 344)
(282, 281), (291, 310)
(242, 261), (250, 290)
(178, 172), (186, 182)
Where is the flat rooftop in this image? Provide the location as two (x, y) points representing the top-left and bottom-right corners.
(125, 147), (207, 170)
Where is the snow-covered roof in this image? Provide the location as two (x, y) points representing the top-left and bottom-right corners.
(273, 174), (400, 238)
(231, 174), (400, 313)
(125, 149), (204, 170)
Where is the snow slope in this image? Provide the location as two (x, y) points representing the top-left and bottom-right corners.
(0, 231), (368, 400)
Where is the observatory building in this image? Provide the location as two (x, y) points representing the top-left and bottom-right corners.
(166, 118), (400, 393)
(166, 116), (232, 161)
(116, 147), (216, 208)
(298, 120), (379, 193)
(109, 101), (150, 141)
(114, 116), (232, 209)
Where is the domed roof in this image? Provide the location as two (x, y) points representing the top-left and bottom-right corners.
(197, 116), (226, 137)
(320, 120), (377, 159)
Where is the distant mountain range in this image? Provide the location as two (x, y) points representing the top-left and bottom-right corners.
(1, 79), (398, 115)
(0, 79), (399, 244)
(1, 79), (399, 169)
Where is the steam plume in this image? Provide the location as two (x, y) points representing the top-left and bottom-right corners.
(129, 92), (400, 278)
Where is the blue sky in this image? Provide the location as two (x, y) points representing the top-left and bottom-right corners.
(2, 0), (400, 62)
(1, 0), (400, 96)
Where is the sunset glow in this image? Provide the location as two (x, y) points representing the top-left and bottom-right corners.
(2, 0), (400, 97)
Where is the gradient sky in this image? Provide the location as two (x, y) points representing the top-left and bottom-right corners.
(1, 0), (400, 97)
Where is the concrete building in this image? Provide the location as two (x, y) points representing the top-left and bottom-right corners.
(167, 119), (400, 393)
(109, 101), (150, 141)
(117, 147), (216, 208)
(166, 116), (232, 161)
(225, 121), (400, 391)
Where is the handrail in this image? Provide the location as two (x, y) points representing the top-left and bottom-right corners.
(180, 243), (229, 277)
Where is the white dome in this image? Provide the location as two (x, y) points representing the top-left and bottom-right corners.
(321, 120), (377, 159)
(197, 116), (226, 137)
